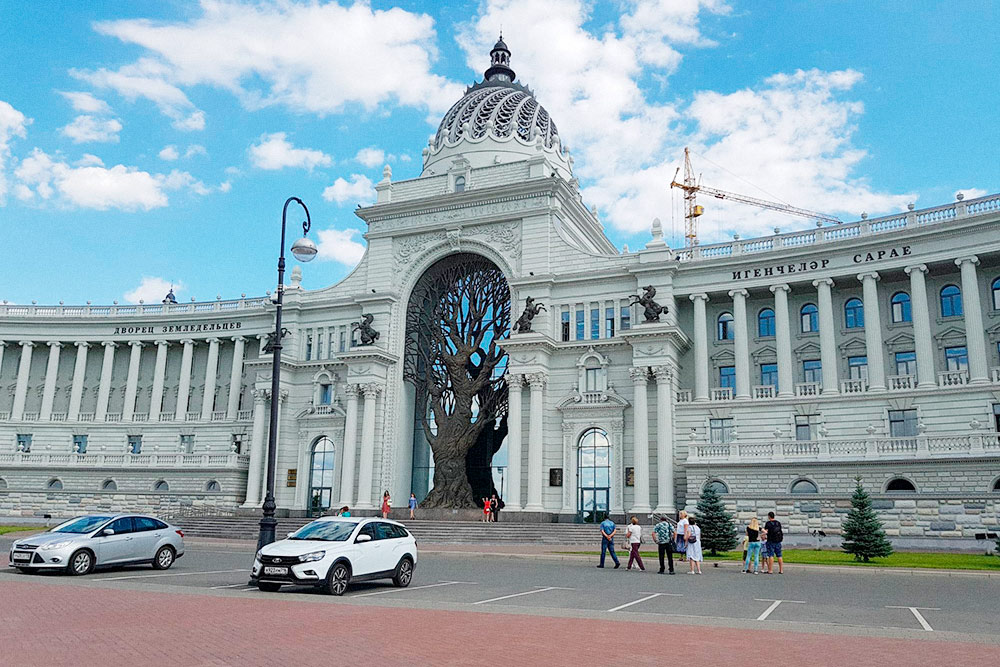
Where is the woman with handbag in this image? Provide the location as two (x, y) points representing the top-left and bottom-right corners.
(686, 517), (703, 574)
(625, 516), (645, 571)
(675, 510), (689, 562)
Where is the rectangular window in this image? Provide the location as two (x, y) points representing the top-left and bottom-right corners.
(994, 403), (1000, 432)
(73, 435), (88, 454)
(605, 306), (615, 338)
(319, 384), (333, 405)
(795, 415), (818, 441)
(719, 366), (736, 389)
(709, 418), (734, 444)
(895, 351), (917, 376)
(760, 363), (778, 389)
(128, 435), (142, 455)
(16, 433), (32, 453)
(180, 434), (195, 454)
(945, 346), (968, 371)
(305, 335), (313, 361)
(585, 368), (600, 392)
(575, 307), (585, 341)
(802, 359), (822, 383)
(561, 307), (570, 342)
(590, 305), (600, 339)
(620, 300), (631, 331)
(339, 330), (347, 353)
(848, 355), (868, 381)
(316, 333), (324, 360)
(888, 409), (918, 437)
(231, 434), (244, 455)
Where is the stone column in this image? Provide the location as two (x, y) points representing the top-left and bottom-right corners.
(226, 336), (246, 419)
(95, 342), (116, 421)
(11, 341), (35, 420)
(505, 374), (524, 510)
(122, 341), (143, 420)
(200, 337), (220, 419)
(149, 341), (169, 418)
(729, 289), (751, 399)
(956, 256), (989, 383)
(629, 367), (651, 513)
(67, 342), (89, 420)
(904, 265), (936, 388)
(39, 342), (62, 420)
(858, 272), (886, 390)
(174, 339), (195, 420)
(770, 284), (794, 397)
(243, 389), (269, 507)
(355, 383), (382, 509)
(524, 372), (547, 512)
(652, 365), (675, 514)
(812, 278), (839, 394)
(337, 385), (361, 507)
(690, 294), (710, 401)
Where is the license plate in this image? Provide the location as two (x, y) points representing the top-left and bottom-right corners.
(263, 566), (288, 576)
(11, 552), (31, 562)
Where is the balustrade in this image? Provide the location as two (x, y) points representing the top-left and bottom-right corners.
(887, 374), (915, 391)
(793, 382), (820, 397)
(0, 450), (249, 468)
(840, 378), (868, 394)
(938, 370), (969, 386)
(752, 385), (776, 399)
(710, 387), (734, 401)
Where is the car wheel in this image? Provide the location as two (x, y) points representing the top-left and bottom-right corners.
(392, 557), (414, 588)
(325, 562), (351, 596)
(69, 549), (95, 576)
(152, 546), (175, 570)
(257, 582), (282, 593)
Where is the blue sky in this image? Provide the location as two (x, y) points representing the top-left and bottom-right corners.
(1, 0), (997, 305)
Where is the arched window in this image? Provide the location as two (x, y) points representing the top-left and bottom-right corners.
(717, 312), (735, 341)
(205, 480), (221, 493)
(800, 304), (819, 333)
(992, 277), (1000, 310)
(454, 175), (466, 193)
(844, 298), (864, 329)
(309, 436), (336, 512)
(578, 428), (611, 523)
(790, 479), (819, 494)
(101, 479), (117, 491)
(153, 480), (169, 492)
(885, 477), (916, 493)
(0, 477), (7, 490)
(992, 477), (1000, 492)
(47, 478), (63, 490)
(890, 292), (911, 323)
(940, 284), (962, 317)
(758, 308), (775, 337)
(704, 479), (729, 494)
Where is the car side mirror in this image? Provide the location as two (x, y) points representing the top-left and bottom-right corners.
(101, 528), (115, 536)
(356, 533), (372, 543)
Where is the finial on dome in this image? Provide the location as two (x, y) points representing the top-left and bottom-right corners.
(484, 34), (516, 83)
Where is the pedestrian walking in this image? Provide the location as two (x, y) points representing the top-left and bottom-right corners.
(764, 511), (784, 574)
(744, 517), (762, 574)
(625, 517), (645, 571)
(597, 516), (620, 569)
(339, 506), (351, 517)
(652, 515), (675, 574)
(686, 517), (703, 574)
(490, 494), (500, 522)
(675, 510), (689, 561)
(482, 497), (491, 522)
(381, 491), (391, 519)
(408, 493), (417, 520)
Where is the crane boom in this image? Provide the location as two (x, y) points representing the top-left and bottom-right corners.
(669, 147), (840, 246)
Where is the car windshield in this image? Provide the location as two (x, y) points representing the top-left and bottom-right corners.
(52, 515), (114, 534)
(289, 520), (358, 541)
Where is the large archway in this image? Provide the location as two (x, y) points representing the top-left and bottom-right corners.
(404, 252), (511, 508)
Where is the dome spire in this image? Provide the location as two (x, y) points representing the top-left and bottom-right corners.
(483, 33), (515, 84)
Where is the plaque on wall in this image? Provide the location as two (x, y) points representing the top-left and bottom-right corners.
(549, 468), (563, 487)
(286, 469), (297, 487)
(625, 467), (634, 487)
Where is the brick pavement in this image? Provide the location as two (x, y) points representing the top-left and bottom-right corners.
(1, 579), (996, 666)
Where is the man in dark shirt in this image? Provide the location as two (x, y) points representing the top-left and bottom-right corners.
(764, 511), (784, 574)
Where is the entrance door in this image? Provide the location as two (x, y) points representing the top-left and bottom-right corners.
(578, 428), (611, 523)
(308, 436), (335, 515)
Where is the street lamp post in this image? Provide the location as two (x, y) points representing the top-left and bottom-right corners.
(257, 196), (318, 551)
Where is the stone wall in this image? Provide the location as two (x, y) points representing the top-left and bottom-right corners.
(0, 489), (243, 517)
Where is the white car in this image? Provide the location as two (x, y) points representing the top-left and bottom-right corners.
(251, 517), (417, 595)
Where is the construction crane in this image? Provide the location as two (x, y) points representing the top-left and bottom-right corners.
(670, 147), (841, 247)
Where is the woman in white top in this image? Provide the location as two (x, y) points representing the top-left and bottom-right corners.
(686, 517), (703, 574)
(625, 516), (645, 571)
(675, 510), (689, 562)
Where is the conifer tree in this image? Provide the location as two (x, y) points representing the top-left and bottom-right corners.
(841, 477), (894, 562)
(696, 484), (738, 555)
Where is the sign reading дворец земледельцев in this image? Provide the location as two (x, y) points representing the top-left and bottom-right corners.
(112, 321), (243, 336)
(730, 245), (912, 281)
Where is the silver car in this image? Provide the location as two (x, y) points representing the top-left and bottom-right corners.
(8, 514), (185, 576)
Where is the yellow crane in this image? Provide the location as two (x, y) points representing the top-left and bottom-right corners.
(670, 147), (841, 247)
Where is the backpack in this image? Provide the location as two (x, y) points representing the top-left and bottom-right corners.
(768, 521), (783, 543)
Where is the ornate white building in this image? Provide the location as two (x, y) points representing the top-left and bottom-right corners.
(2, 40), (999, 539)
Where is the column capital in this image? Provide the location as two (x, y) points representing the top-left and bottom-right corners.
(651, 365), (673, 383)
(47, 341), (63, 348)
(180, 338), (195, 345)
(904, 264), (928, 276)
(343, 383), (361, 398)
(727, 288), (748, 299)
(74, 341), (91, 349)
(628, 367), (649, 384)
(856, 271), (880, 282)
(769, 283), (791, 295)
(205, 337), (221, 344)
(128, 340), (144, 348)
(231, 335), (246, 343)
(812, 277), (835, 288)
(526, 372), (547, 389)
(19, 340), (35, 348)
(252, 388), (270, 402)
(689, 293), (709, 303)
(506, 373), (525, 390)
(101, 341), (117, 348)
(955, 255), (980, 267)
(361, 382), (384, 398)
(154, 339), (169, 347)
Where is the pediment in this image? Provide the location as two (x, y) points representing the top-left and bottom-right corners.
(710, 348), (735, 363)
(934, 326), (967, 346)
(838, 337), (867, 353)
(556, 388), (629, 411)
(751, 345), (776, 362)
(793, 341), (821, 357)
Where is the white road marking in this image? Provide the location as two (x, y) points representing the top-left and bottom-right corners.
(209, 583), (257, 590)
(350, 581), (474, 598)
(94, 568), (247, 582)
(472, 586), (573, 605)
(886, 606), (940, 632)
(754, 598), (806, 621)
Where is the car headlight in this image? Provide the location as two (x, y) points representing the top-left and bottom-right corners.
(298, 550), (326, 563)
(42, 541), (72, 550)
(254, 550), (262, 562)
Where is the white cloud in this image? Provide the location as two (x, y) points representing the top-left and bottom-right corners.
(59, 91), (112, 114)
(956, 188), (986, 200)
(158, 145), (180, 161)
(322, 174), (374, 205)
(354, 146), (385, 168)
(124, 276), (184, 304)
(184, 144), (207, 158)
(59, 115), (123, 143)
(316, 228), (366, 266)
(159, 143), (205, 161)
(0, 100), (30, 202)
(248, 132), (331, 170)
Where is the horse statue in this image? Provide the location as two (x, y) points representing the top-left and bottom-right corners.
(630, 285), (669, 323)
(352, 313), (380, 346)
(514, 296), (546, 333)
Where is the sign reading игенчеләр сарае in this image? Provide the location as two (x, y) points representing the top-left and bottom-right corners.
(730, 245), (911, 282)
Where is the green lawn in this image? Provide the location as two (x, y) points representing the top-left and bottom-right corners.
(0, 526), (38, 536)
(567, 548), (1000, 571)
